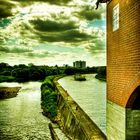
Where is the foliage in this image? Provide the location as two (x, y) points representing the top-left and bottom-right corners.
(0, 76), (16, 83)
(0, 62), (106, 82)
(95, 66), (106, 81)
(64, 67), (97, 75)
(97, 66), (106, 76)
(41, 76), (57, 119)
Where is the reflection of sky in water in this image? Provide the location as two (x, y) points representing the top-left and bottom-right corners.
(58, 74), (106, 134)
(0, 82), (68, 140)
(0, 82), (52, 140)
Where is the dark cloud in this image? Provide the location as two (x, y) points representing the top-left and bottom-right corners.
(41, 0), (72, 5)
(0, 0), (105, 21)
(0, 46), (9, 52)
(26, 51), (49, 58)
(33, 29), (92, 43)
(30, 19), (78, 32)
(0, 1), (16, 18)
(0, 46), (32, 53)
(0, 0), (106, 48)
(74, 5), (105, 21)
(26, 18), (92, 43)
(0, 0), (72, 18)
(11, 0), (72, 6)
(88, 39), (106, 54)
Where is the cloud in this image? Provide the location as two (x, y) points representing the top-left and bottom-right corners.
(0, 0), (17, 18)
(0, 0), (106, 66)
(82, 27), (106, 54)
(0, 45), (32, 53)
(0, 0), (105, 21)
(38, 0), (72, 5)
(0, 7), (105, 48)
(88, 40), (106, 54)
(75, 5), (101, 20)
(32, 28), (92, 43)
(0, 0), (72, 18)
(30, 19), (78, 32)
(74, 4), (106, 21)
(11, 0), (72, 6)
(26, 50), (50, 58)
(0, 46), (9, 52)
(24, 16), (93, 43)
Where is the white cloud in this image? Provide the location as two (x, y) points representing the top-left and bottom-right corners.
(0, 0), (106, 66)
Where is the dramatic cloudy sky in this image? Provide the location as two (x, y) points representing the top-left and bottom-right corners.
(0, 0), (106, 66)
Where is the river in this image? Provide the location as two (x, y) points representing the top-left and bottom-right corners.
(0, 75), (106, 139)
(58, 74), (106, 134)
(0, 82), (52, 140)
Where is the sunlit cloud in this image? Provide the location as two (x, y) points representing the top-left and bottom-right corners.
(0, 0), (106, 66)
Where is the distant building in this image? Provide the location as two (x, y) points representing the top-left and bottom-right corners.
(63, 64), (68, 67)
(28, 63), (34, 67)
(73, 61), (86, 68)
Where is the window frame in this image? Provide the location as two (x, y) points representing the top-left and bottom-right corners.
(113, 3), (119, 31)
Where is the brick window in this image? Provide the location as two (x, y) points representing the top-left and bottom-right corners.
(113, 4), (119, 31)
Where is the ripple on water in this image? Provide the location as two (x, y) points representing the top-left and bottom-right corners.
(0, 82), (52, 140)
(58, 74), (106, 134)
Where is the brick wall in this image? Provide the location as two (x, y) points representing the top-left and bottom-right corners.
(107, 0), (140, 107)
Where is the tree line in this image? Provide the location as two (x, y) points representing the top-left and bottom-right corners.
(0, 62), (106, 82)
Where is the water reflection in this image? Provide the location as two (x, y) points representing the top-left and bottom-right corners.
(58, 74), (106, 134)
(0, 82), (52, 140)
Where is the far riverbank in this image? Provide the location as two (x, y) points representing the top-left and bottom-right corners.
(0, 87), (21, 99)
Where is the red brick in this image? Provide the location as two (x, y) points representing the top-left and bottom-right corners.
(107, 0), (140, 107)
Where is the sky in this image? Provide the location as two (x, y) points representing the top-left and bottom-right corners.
(0, 0), (106, 66)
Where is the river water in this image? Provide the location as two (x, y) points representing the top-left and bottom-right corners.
(0, 75), (106, 139)
(0, 82), (52, 140)
(58, 74), (106, 134)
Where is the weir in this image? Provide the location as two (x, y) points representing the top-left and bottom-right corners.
(53, 79), (107, 140)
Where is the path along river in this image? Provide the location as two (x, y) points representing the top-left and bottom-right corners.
(58, 74), (106, 134)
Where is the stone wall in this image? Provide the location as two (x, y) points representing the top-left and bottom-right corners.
(126, 109), (140, 140)
(107, 101), (140, 140)
(107, 100), (125, 140)
(54, 80), (107, 140)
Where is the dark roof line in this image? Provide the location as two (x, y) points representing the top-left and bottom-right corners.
(95, 0), (111, 9)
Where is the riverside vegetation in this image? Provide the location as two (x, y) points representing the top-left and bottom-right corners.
(95, 66), (106, 81)
(0, 62), (106, 82)
(41, 76), (58, 121)
(0, 62), (106, 118)
(0, 87), (21, 99)
(0, 62), (106, 138)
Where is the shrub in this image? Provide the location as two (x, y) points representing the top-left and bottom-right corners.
(41, 76), (57, 120)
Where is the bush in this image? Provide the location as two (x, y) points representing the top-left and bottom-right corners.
(41, 76), (57, 119)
